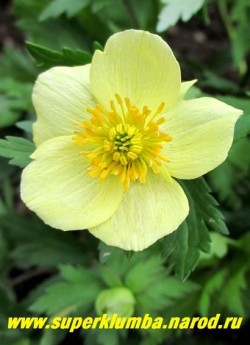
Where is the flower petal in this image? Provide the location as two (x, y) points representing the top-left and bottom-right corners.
(32, 65), (95, 146)
(89, 173), (189, 251)
(162, 97), (243, 179)
(21, 136), (123, 230)
(178, 79), (197, 100)
(91, 30), (181, 112)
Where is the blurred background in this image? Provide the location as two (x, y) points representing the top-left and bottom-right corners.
(0, 0), (250, 344)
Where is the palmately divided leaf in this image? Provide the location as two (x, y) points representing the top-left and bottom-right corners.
(0, 214), (91, 268)
(230, 0), (250, 73)
(0, 136), (35, 168)
(99, 243), (199, 315)
(26, 42), (92, 69)
(0, 81), (33, 128)
(199, 260), (248, 316)
(163, 177), (228, 280)
(157, 0), (204, 32)
(125, 256), (165, 294)
(0, 45), (36, 81)
(39, 0), (91, 21)
(30, 265), (102, 315)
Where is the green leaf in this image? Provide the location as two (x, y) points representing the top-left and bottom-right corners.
(199, 268), (228, 315)
(196, 232), (250, 316)
(231, 0), (250, 73)
(0, 158), (15, 181)
(0, 48), (34, 128)
(30, 265), (102, 315)
(200, 71), (240, 93)
(85, 328), (121, 345)
(0, 81), (33, 128)
(26, 42), (92, 69)
(220, 264), (247, 315)
(217, 96), (250, 142)
(157, 0), (205, 32)
(162, 282), (200, 319)
(13, 0), (86, 50)
(0, 197), (8, 217)
(163, 177), (228, 280)
(125, 256), (165, 294)
(39, 329), (66, 345)
(0, 95), (21, 128)
(234, 115), (250, 142)
(199, 260), (248, 316)
(0, 338), (32, 345)
(0, 136), (35, 168)
(136, 275), (199, 316)
(91, 0), (113, 13)
(238, 232), (250, 257)
(208, 161), (238, 208)
(39, 0), (91, 21)
(93, 41), (104, 52)
(99, 243), (130, 278)
(0, 45), (36, 81)
(99, 243), (199, 315)
(16, 121), (34, 134)
(199, 232), (233, 263)
(0, 79), (33, 109)
(0, 230), (8, 274)
(208, 139), (250, 208)
(1, 214), (91, 268)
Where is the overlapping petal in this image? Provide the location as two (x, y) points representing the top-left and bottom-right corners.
(89, 173), (189, 251)
(32, 65), (95, 146)
(178, 79), (197, 100)
(90, 30), (181, 112)
(161, 97), (243, 179)
(21, 136), (123, 230)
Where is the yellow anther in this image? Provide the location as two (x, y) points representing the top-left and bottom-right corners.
(127, 152), (138, 160)
(125, 97), (131, 110)
(116, 124), (123, 133)
(151, 164), (160, 174)
(131, 145), (143, 153)
(104, 140), (112, 151)
(143, 106), (151, 116)
(115, 93), (123, 104)
(109, 127), (117, 139)
(113, 152), (120, 161)
(120, 155), (128, 165)
(156, 102), (165, 115)
(156, 117), (165, 125)
(100, 169), (110, 180)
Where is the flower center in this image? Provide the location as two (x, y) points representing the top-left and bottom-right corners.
(74, 94), (172, 190)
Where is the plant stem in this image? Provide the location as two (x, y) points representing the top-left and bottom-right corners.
(218, 0), (235, 40)
(218, 0), (247, 75)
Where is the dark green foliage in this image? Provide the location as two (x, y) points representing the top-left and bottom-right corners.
(26, 43), (92, 69)
(163, 178), (227, 280)
(0, 214), (92, 268)
(0, 0), (249, 344)
(0, 137), (35, 167)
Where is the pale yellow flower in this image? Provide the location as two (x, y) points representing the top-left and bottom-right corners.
(21, 30), (242, 251)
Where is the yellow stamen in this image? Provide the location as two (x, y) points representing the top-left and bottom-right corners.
(73, 94), (172, 190)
